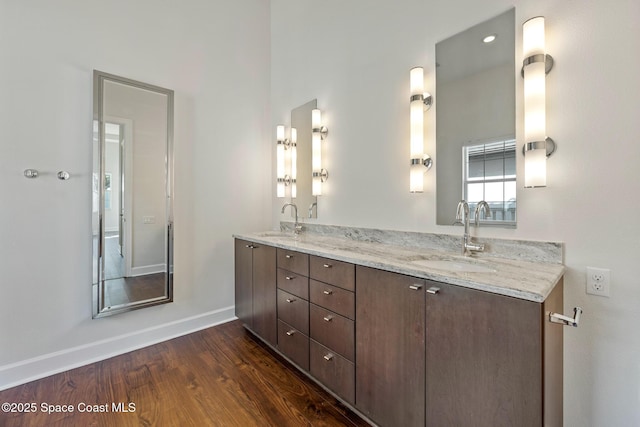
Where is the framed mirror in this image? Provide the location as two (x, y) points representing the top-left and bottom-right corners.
(290, 99), (317, 218)
(92, 71), (174, 318)
(435, 8), (516, 227)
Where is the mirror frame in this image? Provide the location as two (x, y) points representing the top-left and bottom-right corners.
(92, 70), (174, 318)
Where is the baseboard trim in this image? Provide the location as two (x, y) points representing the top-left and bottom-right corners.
(0, 306), (236, 391)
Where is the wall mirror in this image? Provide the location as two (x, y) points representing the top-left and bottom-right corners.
(290, 99), (317, 218)
(435, 8), (516, 227)
(92, 70), (174, 318)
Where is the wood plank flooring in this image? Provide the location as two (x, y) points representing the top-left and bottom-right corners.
(0, 320), (370, 427)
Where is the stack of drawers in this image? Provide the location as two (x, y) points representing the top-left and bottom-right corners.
(308, 255), (356, 404)
(276, 248), (310, 370)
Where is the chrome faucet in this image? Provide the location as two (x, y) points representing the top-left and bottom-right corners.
(474, 200), (492, 226)
(281, 203), (302, 234)
(455, 200), (488, 256)
(308, 202), (317, 218)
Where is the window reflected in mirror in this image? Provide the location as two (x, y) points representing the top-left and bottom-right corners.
(463, 139), (516, 225)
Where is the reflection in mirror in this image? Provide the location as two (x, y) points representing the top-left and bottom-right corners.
(92, 70), (174, 318)
(463, 139), (516, 224)
(436, 8), (515, 227)
(290, 99), (317, 218)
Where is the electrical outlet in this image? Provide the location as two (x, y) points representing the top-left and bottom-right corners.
(586, 267), (610, 297)
(143, 216), (156, 224)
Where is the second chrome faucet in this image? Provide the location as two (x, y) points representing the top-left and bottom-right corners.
(455, 200), (491, 256)
(281, 203), (303, 234)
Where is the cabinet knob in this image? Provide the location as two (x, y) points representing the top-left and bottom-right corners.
(285, 254), (293, 259)
(323, 315), (333, 322)
(245, 244), (255, 249)
(426, 286), (441, 295)
(323, 263), (332, 268)
(323, 353), (334, 361)
(409, 284), (423, 291)
(285, 298), (296, 303)
(285, 276), (295, 280)
(323, 290), (333, 295)
(286, 330), (295, 336)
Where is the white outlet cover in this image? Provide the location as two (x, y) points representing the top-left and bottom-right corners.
(586, 266), (611, 297)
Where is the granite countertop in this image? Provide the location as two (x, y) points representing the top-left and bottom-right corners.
(233, 229), (565, 303)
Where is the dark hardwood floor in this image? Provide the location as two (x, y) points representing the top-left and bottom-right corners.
(0, 320), (370, 427)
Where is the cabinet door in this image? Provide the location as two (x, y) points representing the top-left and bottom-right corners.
(252, 244), (277, 346)
(234, 239), (253, 328)
(426, 282), (542, 427)
(355, 266), (425, 427)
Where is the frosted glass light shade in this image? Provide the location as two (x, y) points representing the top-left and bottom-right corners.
(523, 16), (549, 188)
(524, 146), (546, 187)
(410, 67), (425, 192)
(290, 127), (297, 198)
(276, 125), (286, 198)
(410, 164), (424, 193)
(312, 132), (322, 196)
(524, 61), (546, 143)
(523, 17), (545, 57)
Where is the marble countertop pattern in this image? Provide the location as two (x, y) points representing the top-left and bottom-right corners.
(233, 228), (565, 303)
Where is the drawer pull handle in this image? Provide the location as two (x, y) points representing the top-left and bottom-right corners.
(323, 290), (333, 295)
(286, 298), (296, 303)
(409, 284), (423, 291)
(323, 263), (332, 268)
(286, 330), (295, 336)
(426, 286), (441, 295)
(323, 315), (333, 322)
(285, 254), (293, 259)
(323, 353), (334, 361)
(285, 276), (295, 280)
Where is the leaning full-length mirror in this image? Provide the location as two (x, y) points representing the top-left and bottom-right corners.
(92, 70), (174, 318)
(290, 99), (317, 218)
(436, 8), (516, 227)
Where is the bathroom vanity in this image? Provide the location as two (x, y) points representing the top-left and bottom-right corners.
(234, 227), (565, 427)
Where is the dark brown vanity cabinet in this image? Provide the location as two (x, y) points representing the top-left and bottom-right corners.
(235, 239), (563, 427)
(425, 280), (563, 427)
(276, 248), (310, 370)
(234, 239), (277, 346)
(355, 265), (427, 427)
(355, 265), (563, 427)
(309, 255), (356, 404)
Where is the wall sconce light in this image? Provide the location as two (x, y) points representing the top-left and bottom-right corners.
(290, 127), (297, 199)
(522, 16), (556, 188)
(276, 124), (292, 198)
(311, 108), (328, 196)
(409, 66), (433, 193)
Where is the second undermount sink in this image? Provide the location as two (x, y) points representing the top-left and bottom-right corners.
(411, 258), (497, 273)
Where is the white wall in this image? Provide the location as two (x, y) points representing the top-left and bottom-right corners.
(271, 0), (640, 425)
(0, 0), (271, 387)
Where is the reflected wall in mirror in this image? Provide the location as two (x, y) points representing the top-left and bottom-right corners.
(290, 99), (317, 218)
(436, 8), (516, 227)
(92, 70), (174, 318)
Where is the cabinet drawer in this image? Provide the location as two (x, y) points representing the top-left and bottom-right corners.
(278, 320), (309, 371)
(277, 249), (309, 276)
(310, 280), (355, 320)
(310, 340), (355, 404)
(309, 255), (355, 291)
(309, 304), (354, 361)
(277, 268), (309, 299)
(277, 289), (309, 335)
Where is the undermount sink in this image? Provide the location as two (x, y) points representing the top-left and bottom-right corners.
(411, 258), (497, 273)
